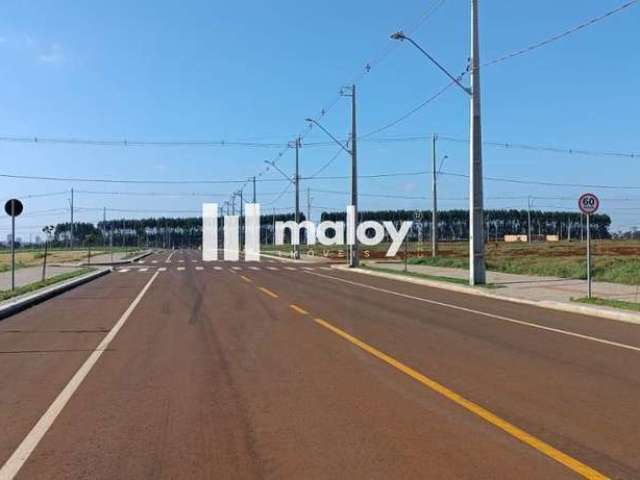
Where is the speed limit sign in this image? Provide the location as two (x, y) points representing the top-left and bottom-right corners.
(578, 193), (599, 215)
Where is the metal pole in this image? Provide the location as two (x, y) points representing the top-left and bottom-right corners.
(70, 188), (74, 250)
(527, 196), (532, 244)
(307, 187), (311, 223)
(432, 133), (438, 257)
(587, 213), (592, 299)
(240, 189), (244, 251)
(41, 236), (48, 282)
(11, 204), (15, 291)
(351, 84), (359, 268)
(469, 0), (485, 285)
(294, 138), (301, 259)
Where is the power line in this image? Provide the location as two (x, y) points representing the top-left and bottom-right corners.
(0, 135), (287, 148)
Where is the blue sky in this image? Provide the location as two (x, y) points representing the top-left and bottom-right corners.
(1, 0), (638, 239)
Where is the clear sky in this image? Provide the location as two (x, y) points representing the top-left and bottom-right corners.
(1, 0), (638, 240)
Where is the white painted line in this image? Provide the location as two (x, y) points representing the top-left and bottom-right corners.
(285, 267), (296, 271)
(232, 266), (241, 271)
(214, 266), (223, 271)
(158, 267), (167, 272)
(138, 261), (146, 264)
(177, 267), (186, 271)
(179, 259), (185, 263)
(0, 272), (160, 480)
(267, 267), (279, 271)
(306, 271), (640, 354)
(166, 250), (176, 262)
(303, 267), (315, 271)
(192, 260), (198, 263)
(139, 268), (149, 272)
(249, 266), (260, 271)
(151, 260), (158, 264)
(118, 269), (130, 273)
(195, 266), (204, 271)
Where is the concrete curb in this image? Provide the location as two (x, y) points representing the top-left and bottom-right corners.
(82, 250), (154, 266)
(0, 268), (110, 321)
(331, 265), (640, 326)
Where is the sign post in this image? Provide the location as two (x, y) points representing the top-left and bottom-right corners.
(4, 199), (24, 291)
(578, 193), (600, 299)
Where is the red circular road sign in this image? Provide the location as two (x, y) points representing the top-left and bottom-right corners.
(578, 193), (599, 215)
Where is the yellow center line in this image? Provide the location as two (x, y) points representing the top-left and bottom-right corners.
(312, 316), (607, 480)
(258, 287), (279, 299)
(289, 304), (309, 315)
(240, 275), (252, 283)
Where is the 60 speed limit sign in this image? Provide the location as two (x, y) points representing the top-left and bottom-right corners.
(578, 193), (599, 215)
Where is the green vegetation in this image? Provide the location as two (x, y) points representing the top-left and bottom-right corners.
(0, 268), (95, 302)
(574, 297), (640, 313)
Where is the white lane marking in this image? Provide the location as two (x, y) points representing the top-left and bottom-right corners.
(267, 267), (279, 271)
(306, 271), (640, 354)
(302, 267), (315, 271)
(192, 260), (198, 263)
(195, 266), (204, 271)
(139, 268), (149, 272)
(138, 261), (146, 264)
(158, 267), (167, 272)
(232, 266), (241, 271)
(285, 267), (296, 271)
(0, 272), (160, 480)
(179, 259), (185, 263)
(177, 267), (186, 271)
(151, 260), (158, 264)
(214, 266), (223, 271)
(118, 269), (130, 273)
(166, 250), (176, 263)
(249, 266), (260, 271)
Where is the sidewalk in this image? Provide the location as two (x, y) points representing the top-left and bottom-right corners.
(369, 261), (640, 304)
(0, 265), (82, 291)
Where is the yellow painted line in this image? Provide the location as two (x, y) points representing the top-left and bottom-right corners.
(240, 275), (252, 283)
(312, 316), (608, 480)
(289, 304), (309, 315)
(258, 287), (279, 299)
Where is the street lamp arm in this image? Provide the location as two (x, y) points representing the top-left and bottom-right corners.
(264, 160), (295, 185)
(305, 119), (352, 155)
(391, 33), (471, 96)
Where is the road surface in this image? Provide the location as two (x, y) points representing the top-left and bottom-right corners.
(1, 249), (639, 479)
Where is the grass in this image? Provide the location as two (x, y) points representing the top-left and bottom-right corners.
(574, 297), (640, 313)
(0, 268), (95, 302)
(361, 264), (501, 289)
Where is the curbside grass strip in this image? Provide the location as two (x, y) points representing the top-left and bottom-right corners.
(0, 268), (110, 321)
(332, 264), (640, 326)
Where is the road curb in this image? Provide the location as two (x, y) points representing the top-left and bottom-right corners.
(0, 269), (110, 321)
(331, 265), (640, 326)
(83, 250), (154, 266)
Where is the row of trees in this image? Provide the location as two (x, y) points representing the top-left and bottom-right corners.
(48, 209), (611, 248)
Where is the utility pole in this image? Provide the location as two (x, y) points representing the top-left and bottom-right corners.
(469, 0), (485, 285)
(294, 137), (301, 259)
(252, 176), (257, 203)
(432, 133), (438, 257)
(70, 188), (74, 249)
(527, 196), (532, 244)
(307, 187), (311, 224)
(103, 207), (107, 247)
(350, 84), (359, 268)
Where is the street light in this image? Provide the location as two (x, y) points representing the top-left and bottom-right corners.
(306, 87), (359, 269)
(391, 0), (486, 285)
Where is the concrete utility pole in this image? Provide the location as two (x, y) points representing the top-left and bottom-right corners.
(307, 187), (312, 224)
(294, 137), (301, 259)
(469, 0), (485, 285)
(527, 196), (532, 244)
(103, 207), (107, 247)
(252, 176), (257, 203)
(350, 84), (359, 268)
(70, 188), (75, 249)
(432, 133), (438, 257)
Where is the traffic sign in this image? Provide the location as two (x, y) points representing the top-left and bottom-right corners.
(4, 199), (23, 217)
(578, 193), (599, 215)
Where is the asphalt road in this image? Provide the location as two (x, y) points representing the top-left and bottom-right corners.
(1, 248), (639, 479)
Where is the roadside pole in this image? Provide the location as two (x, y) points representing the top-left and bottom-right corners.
(578, 193), (599, 300)
(4, 199), (24, 291)
(431, 133), (438, 257)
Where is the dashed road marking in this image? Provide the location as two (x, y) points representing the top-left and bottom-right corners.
(214, 266), (223, 271)
(249, 266), (260, 271)
(195, 266), (204, 271)
(267, 267), (279, 271)
(177, 267), (186, 271)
